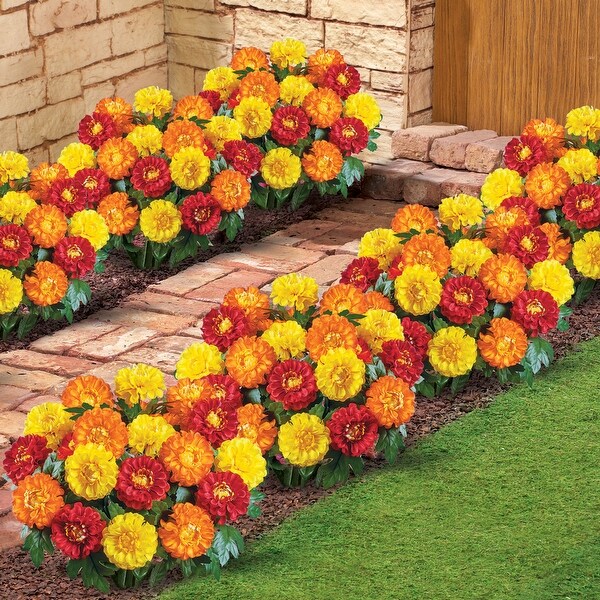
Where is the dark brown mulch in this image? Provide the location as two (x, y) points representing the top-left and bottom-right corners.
(0, 289), (598, 599)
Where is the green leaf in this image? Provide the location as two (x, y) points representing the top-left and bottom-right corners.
(314, 450), (351, 488)
(366, 140), (378, 152)
(573, 278), (596, 306)
(524, 337), (555, 374)
(148, 560), (170, 587)
(290, 183), (312, 210)
(244, 387), (262, 404)
(450, 373), (470, 396)
(211, 525), (245, 567)
(340, 156), (365, 187)
(114, 179), (126, 192)
(314, 128), (327, 140)
(175, 486), (194, 504)
(415, 380), (435, 398)
(492, 303), (507, 318)
(218, 211), (243, 241)
(66, 558), (86, 579)
(65, 280), (92, 312)
(375, 428), (405, 464)
(432, 316), (448, 332)
(204, 549), (222, 580)
(17, 313), (38, 339)
(107, 500), (126, 519)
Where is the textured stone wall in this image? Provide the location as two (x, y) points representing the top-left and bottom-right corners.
(166, 0), (435, 162)
(0, 0), (167, 163)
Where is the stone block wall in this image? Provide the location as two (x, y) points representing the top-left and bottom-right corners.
(0, 0), (167, 164)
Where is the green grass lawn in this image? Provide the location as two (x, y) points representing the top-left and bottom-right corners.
(161, 337), (600, 600)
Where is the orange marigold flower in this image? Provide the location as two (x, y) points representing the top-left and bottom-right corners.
(478, 253), (527, 303)
(307, 48), (345, 85)
(165, 378), (204, 427)
(61, 375), (114, 408)
(365, 375), (415, 429)
(158, 503), (215, 560)
(525, 163), (571, 209)
(301, 140), (343, 182)
(162, 119), (206, 159)
(230, 46), (270, 71)
(173, 95), (214, 121)
(319, 283), (368, 315)
(302, 87), (343, 128)
(401, 233), (451, 278)
(539, 222), (572, 264)
(23, 261), (68, 306)
(96, 137), (138, 180)
(305, 314), (359, 362)
(28, 162), (68, 202)
(364, 291), (394, 312)
(12, 472), (65, 528)
(225, 336), (277, 388)
(72, 407), (128, 457)
(391, 204), (438, 234)
(97, 192), (140, 235)
(236, 403), (277, 453)
(24, 205), (68, 248)
(522, 117), (565, 157)
(159, 431), (213, 487)
(239, 71), (280, 107)
(477, 317), (528, 369)
(211, 169), (251, 212)
(222, 286), (272, 334)
(484, 206), (530, 250)
(95, 96), (134, 135)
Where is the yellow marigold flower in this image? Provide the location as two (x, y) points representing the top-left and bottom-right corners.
(366, 376), (415, 428)
(160, 430), (213, 486)
(0, 151), (29, 184)
(24, 402), (73, 450)
(270, 272), (319, 312)
(261, 147), (302, 189)
(203, 66), (239, 101)
(170, 146), (211, 190)
(394, 264), (442, 316)
(0, 268), (22, 314)
(12, 473), (64, 529)
(158, 503), (214, 560)
(303, 87), (343, 128)
(343, 92), (381, 130)
(68, 209), (109, 250)
(236, 403), (277, 453)
(176, 342), (224, 380)
(23, 261), (68, 307)
(302, 140), (343, 182)
(72, 407), (128, 457)
(204, 116), (242, 152)
(279, 75), (314, 106)
(277, 413), (330, 468)
(480, 168), (524, 210)
(128, 414), (175, 457)
(270, 38), (307, 69)
(134, 86), (173, 117)
(57, 142), (96, 176)
(102, 513), (158, 571)
(0, 191), (36, 224)
(357, 308), (404, 354)
(65, 442), (118, 500)
(391, 204), (438, 234)
(565, 105), (600, 141)
(358, 228), (402, 270)
(233, 96), (273, 138)
(477, 318), (528, 369)
(572, 231), (600, 279)
(438, 193), (484, 231)
(114, 363), (165, 406)
(139, 200), (182, 243)
(315, 347), (365, 401)
(450, 239), (494, 277)
(427, 326), (477, 377)
(527, 259), (574, 306)
(215, 437), (267, 490)
(126, 124), (163, 157)
(261, 320), (307, 360)
(556, 148), (598, 183)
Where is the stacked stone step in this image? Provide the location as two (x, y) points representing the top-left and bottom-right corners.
(362, 123), (515, 206)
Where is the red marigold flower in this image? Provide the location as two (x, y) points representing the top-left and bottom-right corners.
(270, 106), (311, 146)
(355, 337), (373, 363)
(329, 117), (369, 156)
(511, 289), (559, 337)
(327, 403), (379, 457)
(323, 64), (361, 99)
(2, 435), (50, 484)
(339, 257), (382, 292)
(115, 455), (170, 510)
(48, 178), (86, 217)
(562, 183), (600, 229)
(500, 196), (541, 226)
(221, 140), (263, 177)
(180, 192), (222, 236)
(200, 374), (243, 408)
(77, 112), (118, 150)
(266, 359), (317, 411)
(440, 275), (488, 325)
(504, 225), (550, 268)
(227, 87), (242, 109)
(0, 224), (32, 267)
(195, 471), (250, 525)
(201, 304), (250, 351)
(387, 254), (405, 280)
(56, 432), (75, 460)
(130, 156), (172, 198)
(51, 502), (106, 559)
(198, 90), (223, 112)
(379, 339), (424, 386)
(53, 236), (96, 278)
(189, 398), (238, 447)
(504, 135), (548, 176)
(400, 317), (431, 358)
(200, 138), (217, 160)
(72, 168), (111, 208)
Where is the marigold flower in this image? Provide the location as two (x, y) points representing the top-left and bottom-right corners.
(71, 407), (127, 458)
(189, 398), (238, 448)
(302, 140), (344, 182)
(95, 96), (134, 135)
(270, 272), (319, 312)
(126, 124), (163, 157)
(339, 257), (382, 292)
(13, 472), (64, 528)
(116, 455), (170, 510)
(28, 162), (68, 202)
(260, 319), (305, 361)
(24, 402), (73, 450)
(572, 231), (600, 279)
(202, 304), (249, 351)
(0, 190), (36, 224)
(307, 48), (345, 84)
(440, 275), (488, 325)
(270, 105), (311, 146)
(365, 376), (415, 429)
(134, 86), (173, 117)
(176, 342), (224, 380)
(270, 37), (307, 68)
(539, 222), (572, 264)
(232, 96), (273, 138)
(23, 204), (66, 248)
(0, 224), (32, 267)
(315, 347), (365, 401)
(261, 147), (302, 189)
(172, 95), (213, 122)
(97, 192), (139, 235)
(215, 437), (266, 489)
(211, 169), (251, 212)
(329, 117), (369, 156)
(278, 413), (330, 467)
(438, 193), (484, 231)
(327, 403), (378, 457)
(484, 206), (530, 250)
(401, 232), (451, 278)
(23, 261), (68, 307)
(77, 111), (117, 150)
(223, 285), (272, 334)
(556, 148), (598, 183)
(238, 70), (279, 104)
(139, 199), (182, 243)
(47, 178), (86, 217)
(480, 168), (525, 209)
(511, 289), (559, 336)
(68, 209), (109, 250)
(3, 435), (50, 484)
(504, 225), (550, 268)
(193, 374), (244, 409)
(522, 117), (565, 156)
(401, 317), (432, 358)
(503, 135), (548, 176)
(235, 403), (276, 453)
(102, 513), (158, 571)
(65, 442), (118, 500)
(231, 46), (269, 70)
(501, 196), (541, 226)
(203, 66), (239, 101)
(524, 162), (570, 209)
(565, 105), (600, 141)
(380, 339), (423, 386)
(324, 63), (361, 99)
(427, 327), (478, 378)
(57, 142), (96, 176)
(61, 374), (114, 408)
(51, 502), (106, 560)
(204, 115), (242, 152)
(478, 253), (528, 303)
(0, 151), (29, 183)
(161, 120), (204, 159)
(170, 146), (211, 190)
(391, 204), (438, 234)
(478, 318), (528, 369)
(221, 140), (263, 176)
(303, 87), (343, 128)
(527, 259), (574, 306)
(343, 92), (381, 130)
(159, 503), (214, 560)
(72, 167), (111, 207)
(562, 183), (600, 229)
(356, 308), (404, 354)
(96, 137), (138, 180)
(196, 471), (250, 525)
(306, 314), (359, 361)
(394, 264), (442, 316)
(128, 414), (175, 457)
(53, 236), (96, 278)
(319, 282), (368, 315)
(160, 430), (213, 486)
(131, 156), (172, 198)
(358, 228), (402, 270)
(266, 359), (316, 410)
(225, 335), (277, 388)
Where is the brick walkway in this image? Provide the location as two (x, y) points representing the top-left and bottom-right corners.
(0, 196), (401, 551)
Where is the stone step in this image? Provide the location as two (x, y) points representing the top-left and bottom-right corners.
(464, 136), (514, 173)
(362, 158), (433, 200)
(429, 129), (498, 169)
(391, 122), (469, 161)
